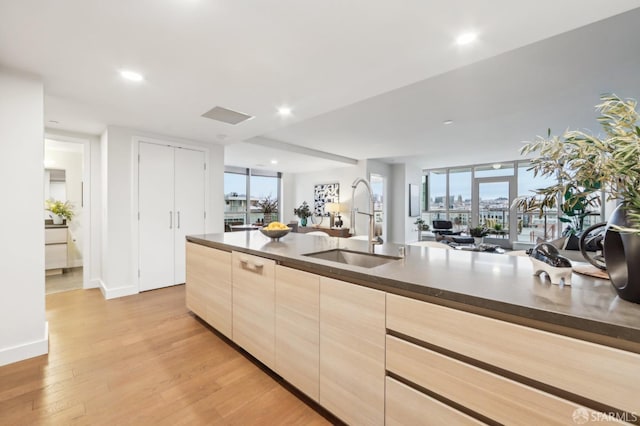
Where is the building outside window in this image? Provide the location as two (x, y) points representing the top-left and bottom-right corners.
(224, 167), (281, 229)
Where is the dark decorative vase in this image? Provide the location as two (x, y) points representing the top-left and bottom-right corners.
(301, 217), (307, 227)
(604, 205), (640, 303)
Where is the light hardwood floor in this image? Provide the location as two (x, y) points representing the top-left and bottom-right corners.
(0, 286), (331, 425)
(45, 267), (83, 295)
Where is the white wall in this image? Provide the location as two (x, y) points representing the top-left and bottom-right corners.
(284, 159), (416, 241)
(366, 159), (392, 239)
(283, 162), (368, 234)
(100, 126), (224, 299)
(389, 163), (407, 244)
(388, 162), (423, 244)
(0, 68), (48, 366)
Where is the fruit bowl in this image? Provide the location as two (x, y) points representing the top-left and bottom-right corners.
(260, 227), (291, 241)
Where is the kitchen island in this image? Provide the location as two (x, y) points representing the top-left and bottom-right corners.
(186, 231), (640, 425)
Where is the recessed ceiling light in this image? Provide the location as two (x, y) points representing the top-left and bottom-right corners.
(277, 106), (292, 117)
(270, 160), (278, 165)
(443, 120), (454, 125)
(120, 70), (144, 82)
(456, 32), (478, 46)
(492, 164), (502, 170)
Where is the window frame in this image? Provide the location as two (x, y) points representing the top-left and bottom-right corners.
(224, 167), (282, 226)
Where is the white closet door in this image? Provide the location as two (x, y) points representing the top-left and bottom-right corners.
(139, 142), (175, 291)
(173, 148), (205, 284)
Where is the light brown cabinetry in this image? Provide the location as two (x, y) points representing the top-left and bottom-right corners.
(387, 336), (602, 425)
(45, 227), (68, 271)
(319, 277), (386, 426)
(185, 242), (232, 338)
(385, 377), (484, 426)
(386, 293), (640, 422)
(275, 266), (320, 401)
(232, 251), (276, 370)
(186, 243), (639, 424)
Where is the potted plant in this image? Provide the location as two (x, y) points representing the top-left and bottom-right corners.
(45, 199), (74, 224)
(258, 195), (278, 225)
(414, 218), (429, 240)
(468, 226), (489, 245)
(513, 94), (640, 303)
(293, 201), (312, 227)
(414, 218), (429, 231)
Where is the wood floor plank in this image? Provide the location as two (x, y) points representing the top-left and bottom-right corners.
(0, 286), (330, 425)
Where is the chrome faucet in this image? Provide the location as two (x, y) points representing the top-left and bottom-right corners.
(351, 177), (382, 253)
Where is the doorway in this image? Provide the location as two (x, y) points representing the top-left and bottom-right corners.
(137, 141), (206, 292)
(472, 176), (516, 248)
(370, 173), (385, 240)
(44, 137), (91, 294)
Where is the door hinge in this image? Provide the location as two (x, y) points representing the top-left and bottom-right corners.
(138, 212), (140, 220)
(204, 211), (207, 219)
(138, 269), (141, 278)
(138, 154), (140, 163)
(204, 163), (206, 170)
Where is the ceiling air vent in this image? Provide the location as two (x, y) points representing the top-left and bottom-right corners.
(201, 106), (253, 125)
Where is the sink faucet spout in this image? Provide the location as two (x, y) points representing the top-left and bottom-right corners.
(351, 177), (379, 253)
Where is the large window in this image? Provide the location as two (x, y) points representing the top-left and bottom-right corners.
(250, 172), (280, 224)
(426, 170), (447, 211)
(422, 160), (604, 244)
(422, 168), (470, 232)
(224, 167), (281, 228)
(516, 162), (558, 242)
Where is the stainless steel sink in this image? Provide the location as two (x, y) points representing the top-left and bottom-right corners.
(303, 249), (400, 268)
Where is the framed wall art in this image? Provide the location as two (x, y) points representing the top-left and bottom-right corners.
(314, 183), (340, 216)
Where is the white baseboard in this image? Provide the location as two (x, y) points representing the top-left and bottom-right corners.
(99, 280), (138, 299)
(0, 321), (49, 367)
(86, 278), (100, 289)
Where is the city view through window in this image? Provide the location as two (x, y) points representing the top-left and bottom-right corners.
(224, 169), (280, 229)
(422, 161), (602, 244)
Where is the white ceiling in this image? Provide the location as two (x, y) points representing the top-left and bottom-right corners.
(1, 1), (639, 172)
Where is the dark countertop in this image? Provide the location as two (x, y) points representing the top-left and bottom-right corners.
(187, 231), (640, 346)
(45, 224), (68, 229)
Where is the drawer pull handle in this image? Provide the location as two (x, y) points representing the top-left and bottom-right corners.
(240, 258), (264, 270)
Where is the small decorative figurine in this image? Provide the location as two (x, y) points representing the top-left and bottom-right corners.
(527, 243), (573, 286)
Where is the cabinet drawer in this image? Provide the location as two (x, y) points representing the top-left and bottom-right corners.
(45, 227), (67, 244)
(232, 251), (275, 282)
(45, 243), (67, 269)
(387, 336), (606, 425)
(387, 293), (640, 414)
(386, 377), (484, 426)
